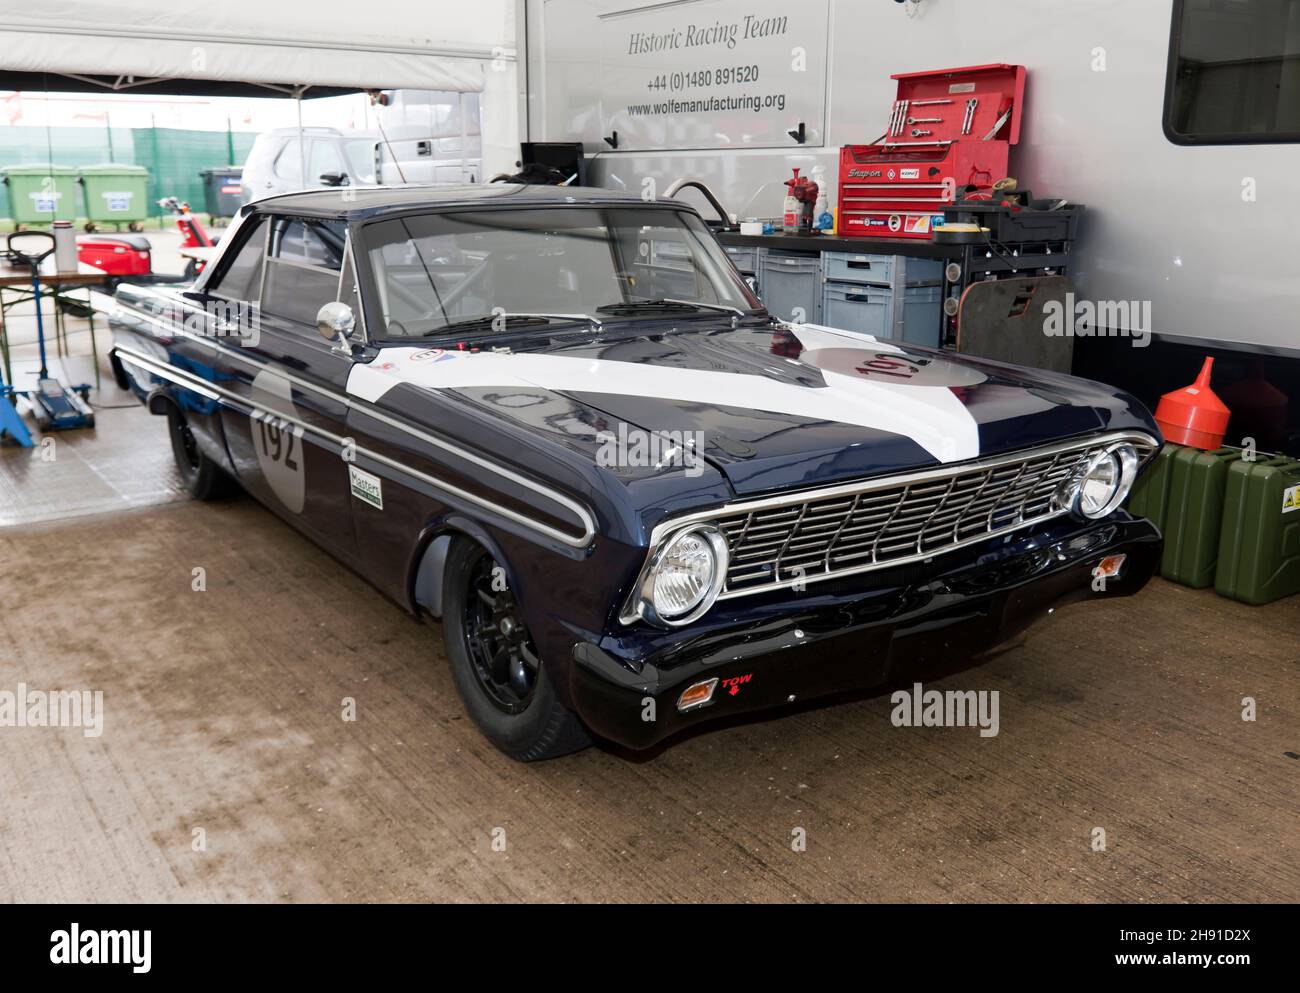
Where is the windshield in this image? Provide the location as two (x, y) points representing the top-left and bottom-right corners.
(342, 139), (377, 184)
(360, 207), (760, 340)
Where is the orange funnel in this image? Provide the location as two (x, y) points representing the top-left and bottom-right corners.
(1154, 357), (1231, 450)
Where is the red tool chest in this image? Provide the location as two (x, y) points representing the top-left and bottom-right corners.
(838, 63), (1026, 240)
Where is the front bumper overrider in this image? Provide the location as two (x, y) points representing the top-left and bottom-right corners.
(569, 514), (1161, 749)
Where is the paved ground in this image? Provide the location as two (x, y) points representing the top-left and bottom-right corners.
(1, 485), (1296, 902)
(0, 226), (213, 523)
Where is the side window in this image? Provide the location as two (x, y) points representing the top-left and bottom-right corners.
(272, 141), (304, 184)
(208, 218), (265, 301)
(308, 140), (345, 184)
(1166, 0), (1300, 143)
(274, 217), (346, 268)
(261, 216), (347, 329)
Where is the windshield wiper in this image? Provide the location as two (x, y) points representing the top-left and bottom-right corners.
(425, 312), (602, 336)
(596, 298), (748, 318)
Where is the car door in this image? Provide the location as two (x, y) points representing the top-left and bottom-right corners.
(212, 212), (360, 561)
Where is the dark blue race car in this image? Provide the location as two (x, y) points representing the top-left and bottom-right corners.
(110, 185), (1162, 760)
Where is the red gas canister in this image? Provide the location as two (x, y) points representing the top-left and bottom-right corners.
(1154, 357), (1231, 450)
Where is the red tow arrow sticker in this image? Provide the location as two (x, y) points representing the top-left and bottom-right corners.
(721, 674), (752, 697)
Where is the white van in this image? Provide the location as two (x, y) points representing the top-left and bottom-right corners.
(239, 127), (381, 202)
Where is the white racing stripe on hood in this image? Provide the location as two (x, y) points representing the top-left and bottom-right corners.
(346, 324), (983, 462)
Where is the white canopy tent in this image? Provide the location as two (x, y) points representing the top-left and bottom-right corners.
(0, 0), (519, 176)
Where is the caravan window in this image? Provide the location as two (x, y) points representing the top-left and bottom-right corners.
(1166, 0), (1300, 143)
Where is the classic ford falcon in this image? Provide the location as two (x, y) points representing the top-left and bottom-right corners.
(109, 185), (1163, 760)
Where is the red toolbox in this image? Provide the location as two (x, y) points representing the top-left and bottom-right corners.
(838, 63), (1026, 240)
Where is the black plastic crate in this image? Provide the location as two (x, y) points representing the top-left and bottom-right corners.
(942, 200), (1083, 244)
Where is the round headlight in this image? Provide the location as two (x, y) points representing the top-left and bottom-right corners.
(648, 526), (728, 623)
(1075, 443), (1139, 519)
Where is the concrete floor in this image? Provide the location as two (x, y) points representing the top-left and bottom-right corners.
(1, 316), (1297, 902)
(0, 464), (1297, 902)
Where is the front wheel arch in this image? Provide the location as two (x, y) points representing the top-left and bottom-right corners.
(409, 517), (523, 620)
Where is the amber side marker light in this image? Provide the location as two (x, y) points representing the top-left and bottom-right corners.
(1093, 554), (1127, 580)
(677, 678), (719, 713)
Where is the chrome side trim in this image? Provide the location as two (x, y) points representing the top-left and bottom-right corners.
(112, 342), (596, 549)
(625, 429), (1160, 614)
(116, 349), (220, 401)
(114, 296), (595, 545)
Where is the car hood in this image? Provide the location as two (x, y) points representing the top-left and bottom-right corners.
(346, 322), (1159, 497)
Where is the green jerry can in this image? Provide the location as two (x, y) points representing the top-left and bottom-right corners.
(1125, 443), (1178, 532)
(1215, 454), (1300, 605)
(1160, 446), (1247, 587)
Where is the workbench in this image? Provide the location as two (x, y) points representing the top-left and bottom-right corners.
(0, 260), (107, 392)
(716, 230), (1073, 349)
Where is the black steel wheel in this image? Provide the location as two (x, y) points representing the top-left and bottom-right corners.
(442, 537), (592, 761)
(462, 549), (542, 714)
(166, 408), (231, 500)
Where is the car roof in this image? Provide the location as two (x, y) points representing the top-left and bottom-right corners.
(242, 184), (692, 221)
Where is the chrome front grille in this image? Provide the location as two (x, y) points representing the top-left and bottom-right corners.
(711, 435), (1157, 598)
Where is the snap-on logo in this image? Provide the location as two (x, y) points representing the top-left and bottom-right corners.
(721, 674), (752, 697)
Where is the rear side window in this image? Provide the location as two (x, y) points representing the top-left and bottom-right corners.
(272, 217), (346, 268)
(209, 218), (265, 301)
(1166, 0), (1300, 143)
(261, 215), (347, 327)
(272, 141), (303, 183)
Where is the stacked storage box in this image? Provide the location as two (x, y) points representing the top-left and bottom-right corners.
(821, 251), (944, 346)
(761, 250), (824, 324)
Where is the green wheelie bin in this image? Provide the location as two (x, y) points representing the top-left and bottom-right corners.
(1, 163), (79, 226)
(79, 163), (150, 232)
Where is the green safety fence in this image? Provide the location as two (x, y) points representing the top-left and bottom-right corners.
(0, 126), (256, 221)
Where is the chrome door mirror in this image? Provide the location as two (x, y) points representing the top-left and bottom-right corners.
(316, 301), (356, 353)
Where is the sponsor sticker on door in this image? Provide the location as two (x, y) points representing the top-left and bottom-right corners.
(349, 465), (384, 510)
(1283, 484), (1299, 514)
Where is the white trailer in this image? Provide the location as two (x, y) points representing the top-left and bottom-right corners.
(517, 0), (1300, 357)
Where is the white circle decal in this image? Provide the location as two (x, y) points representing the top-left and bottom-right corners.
(250, 369), (306, 513)
(802, 348), (987, 388)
